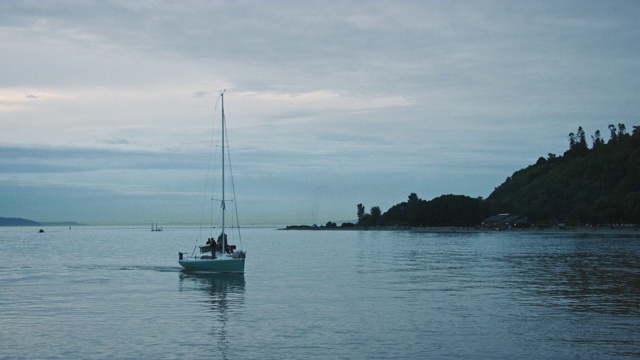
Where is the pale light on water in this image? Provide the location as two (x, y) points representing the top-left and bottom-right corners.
(1, 227), (639, 359)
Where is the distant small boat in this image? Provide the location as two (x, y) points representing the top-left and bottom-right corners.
(151, 223), (163, 232)
(179, 92), (246, 273)
(39, 229), (44, 233)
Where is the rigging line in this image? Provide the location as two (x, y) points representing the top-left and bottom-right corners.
(224, 119), (243, 247)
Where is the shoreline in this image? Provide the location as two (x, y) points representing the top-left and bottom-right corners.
(281, 225), (640, 236)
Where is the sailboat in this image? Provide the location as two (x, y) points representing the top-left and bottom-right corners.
(178, 91), (246, 272)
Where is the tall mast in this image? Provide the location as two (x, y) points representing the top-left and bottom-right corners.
(220, 91), (226, 252)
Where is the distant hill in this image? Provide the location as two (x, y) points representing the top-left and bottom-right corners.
(0, 218), (82, 226)
(40, 222), (83, 226)
(0, 217), (41, 226)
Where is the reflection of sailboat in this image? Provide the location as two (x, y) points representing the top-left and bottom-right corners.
(178, 273), (246, 311)
(179, 92), (246, 272)
(178, 272), (246, 295)
(178, 272), (245, 358)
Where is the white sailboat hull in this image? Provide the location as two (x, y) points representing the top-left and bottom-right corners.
(179, 256), (245, 273)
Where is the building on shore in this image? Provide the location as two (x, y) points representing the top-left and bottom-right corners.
(481, 214), (532, 229)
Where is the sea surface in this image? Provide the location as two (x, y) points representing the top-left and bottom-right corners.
(1, 226), (639, 359)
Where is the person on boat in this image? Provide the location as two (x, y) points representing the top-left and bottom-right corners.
(216, 233), (236, 254)
(216, 233), (227, 252)
(206, 237), (216, 259)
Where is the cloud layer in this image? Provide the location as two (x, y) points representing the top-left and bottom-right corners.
(1, 1), (639, 224)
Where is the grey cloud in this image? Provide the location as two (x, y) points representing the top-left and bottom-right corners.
(1, 1), (639, 224)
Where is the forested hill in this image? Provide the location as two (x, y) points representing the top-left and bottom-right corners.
(350, 123), (639, 228)
(487, 123), (640, 225)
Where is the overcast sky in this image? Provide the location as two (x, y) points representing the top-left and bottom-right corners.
(1, 1), (639, 225)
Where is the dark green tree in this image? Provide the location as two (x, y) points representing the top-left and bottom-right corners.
(608, 124), (618, 143)
(370, 206), (382, 226)
(357, 203), (365, 222)
(568, 131), (576, 149)
(577, 126), (587, 148)
(566, 126), (589, 158)
(618, 123), (627, 138)
(591, 129), (603, 148)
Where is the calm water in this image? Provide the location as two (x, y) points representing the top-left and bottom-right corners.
(1, 227), (639, 359)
